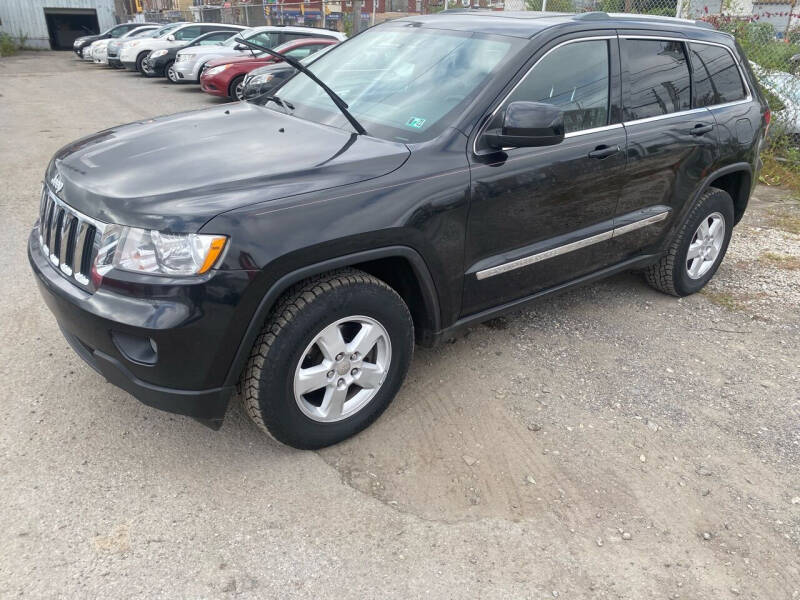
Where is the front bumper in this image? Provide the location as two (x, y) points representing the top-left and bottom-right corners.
(173, 60), (199, 82)
(142, 56), (166, 76)
(200, 73), (228, 97)
(108, 57), (122, 68)
(28, 227), (247, 428)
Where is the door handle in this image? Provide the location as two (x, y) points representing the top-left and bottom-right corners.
(588, 144), (620, 159)
(691, 123), (714, 136)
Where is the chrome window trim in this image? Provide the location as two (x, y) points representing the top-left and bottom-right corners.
(563, 123), (624, 138)
(475, 209), (670, 280)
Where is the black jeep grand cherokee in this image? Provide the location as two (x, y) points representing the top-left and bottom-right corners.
(30, 12), (768, 448)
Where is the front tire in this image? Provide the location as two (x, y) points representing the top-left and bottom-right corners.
(644, 187), (734, 296)
(165, 60), (178, 83)
(135, 51), (149, 75)
(242, 269), (414, 449)
(229, 74), (246, 101)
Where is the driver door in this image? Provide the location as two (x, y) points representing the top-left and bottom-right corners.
(462, 35), (628, 315)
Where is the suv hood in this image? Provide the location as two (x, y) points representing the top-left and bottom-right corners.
(48, 103), (410, 232)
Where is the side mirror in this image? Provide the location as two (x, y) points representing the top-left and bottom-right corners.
(167, 34), (176, 41)
(483, 101), (565, 149)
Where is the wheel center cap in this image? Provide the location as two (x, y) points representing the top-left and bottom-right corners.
(336, 360), (351, 376)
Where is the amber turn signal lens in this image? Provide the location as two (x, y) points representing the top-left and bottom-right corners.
(198, 236), (227, 274)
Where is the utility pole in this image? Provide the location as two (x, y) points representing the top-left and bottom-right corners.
(352, 0), (362, 33)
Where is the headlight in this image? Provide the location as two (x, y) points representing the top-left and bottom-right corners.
(205, 64), (230, 76)
(128, 41), (141, 48)
(94, 225), (227, 277)
(248, 73), (274, 86)
(175, 54), (188, 62)
(150, 49), (168, 58)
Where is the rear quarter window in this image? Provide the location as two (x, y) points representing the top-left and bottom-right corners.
(623, 39), (691, 120)
(690, 43), (747, 107)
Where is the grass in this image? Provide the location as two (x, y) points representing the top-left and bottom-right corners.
(767, 209), (800, 234)
(701, 290), (746, 311)
(0, 33), (16, 57)
(761, 251), (800, 270)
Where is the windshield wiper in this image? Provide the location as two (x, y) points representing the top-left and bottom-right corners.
(262, 95), (294, 109)
(233, 36), (367, 135)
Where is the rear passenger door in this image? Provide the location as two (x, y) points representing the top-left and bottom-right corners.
(614, 35), (718, 257)
(688, 42), (760, 166)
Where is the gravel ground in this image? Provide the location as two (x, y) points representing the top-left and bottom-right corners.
(1, 51), (798, 599)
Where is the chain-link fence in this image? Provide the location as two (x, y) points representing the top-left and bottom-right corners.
(138, 1), (800, 147)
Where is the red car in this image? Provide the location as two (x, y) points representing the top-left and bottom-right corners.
(200, 37), (337, 100)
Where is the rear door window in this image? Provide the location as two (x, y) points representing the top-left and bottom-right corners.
(623, 39), (691, 120)
(689, 43), (747, 107)
(503, 39), (610, 134)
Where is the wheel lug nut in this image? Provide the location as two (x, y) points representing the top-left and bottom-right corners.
(335, 353), (344, 361)
(350, 352), (359, 360)
(351, 368), (359, 376)
(337, 378), (346, 389)
(327, 370), (335, 379)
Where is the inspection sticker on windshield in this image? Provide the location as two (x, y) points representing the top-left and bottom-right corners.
(405, 117), (426, 129)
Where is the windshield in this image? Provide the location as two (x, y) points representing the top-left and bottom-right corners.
(128, 28), (156, 39)
(270, 26), (521, 142)
(157, 23), (184, 38)
(222, 29), (257, 47)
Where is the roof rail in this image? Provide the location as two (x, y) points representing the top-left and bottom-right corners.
(575, 11), (715, 29)
(574, 11), (610, 20)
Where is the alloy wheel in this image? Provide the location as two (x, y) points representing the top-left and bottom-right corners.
(686, 211), (725, 279)
(293, 316), (392, 423)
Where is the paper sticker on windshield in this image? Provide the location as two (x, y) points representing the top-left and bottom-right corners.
(405, 117), (426, 129)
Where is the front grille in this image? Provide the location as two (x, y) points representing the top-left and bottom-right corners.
(38, 185), (104, 291)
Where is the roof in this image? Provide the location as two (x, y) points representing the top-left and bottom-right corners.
(393, 10), (717, 39)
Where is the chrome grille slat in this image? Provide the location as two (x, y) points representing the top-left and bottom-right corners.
(37, 184), (106, 291)
(43, 198), (56, 251)
(72, 220), (90, 276)
(51, 208), (65, 265)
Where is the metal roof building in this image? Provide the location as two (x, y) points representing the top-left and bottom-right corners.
(0, 0), (121, 50)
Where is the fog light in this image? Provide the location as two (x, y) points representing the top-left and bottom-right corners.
(112, 331), (158, 365)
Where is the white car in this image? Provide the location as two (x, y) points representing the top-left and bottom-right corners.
(172, 25), (346, 83)
(119, 22), (247, 74)
(108, 23), (184, 69)
(89, 25), (159, 65)
(751, 62), (800, 140)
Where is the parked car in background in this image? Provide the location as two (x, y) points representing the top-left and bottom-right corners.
(73, 22), (157, 58)
(242, 44), (334, 100)
(200, 38), (337, 100)
(29, 14), (768, 448)
(121, 23), (245, 74)
(90, 26), (159, 66)
(108, 23), (185, 69)
(751, 62), (800, 144)
(173, 25), (346, 83)
(143, 29), (244, 81)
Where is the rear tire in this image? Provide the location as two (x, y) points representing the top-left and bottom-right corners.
(644, 187), (734, 297)
(241, 269), (414, 449)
